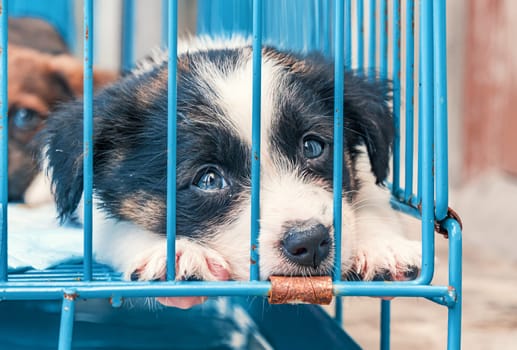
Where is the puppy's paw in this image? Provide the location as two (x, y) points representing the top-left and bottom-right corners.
(125, 239), (230, 309)
(174, 240), (231, 282)
(345, 237), (421, 281)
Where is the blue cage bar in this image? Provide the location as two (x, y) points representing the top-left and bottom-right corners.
(0, 0), (8, 283)
(82, 0), (94, 283)
(166, 0), (178, 282)
(332, 0), (346, 326)
(250, 0), (262, 281)
(0, 0), (462, 349)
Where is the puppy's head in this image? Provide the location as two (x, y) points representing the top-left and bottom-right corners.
(7, 44), (116, 201)
(44, 41), (392, 280)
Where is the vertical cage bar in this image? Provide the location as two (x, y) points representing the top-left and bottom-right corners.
(368, 0), (376, 79)
(304, 0), (316, 52)
(391, 0), (401, 194)
(0, 0), (7, 282)
(417, 0), (435, 284)
(433, 0), (448, 221)
(250, 0), (262, 281)
(357, 0), (364, 75)
(380, 300), (391, 350)
(333, 0), (345, 326)
(333, 0), (345, 281)
(333, 0), (345, 282)
(314, 0), (321, 52)
(445, 219), (462, 350)
(83, 0), (94, 282)
(379, 0), (387, 80)
(269, 2), (278, 46)
(57, 294), (76, 350)
(322, 0), (330, 56)
(416, 0), (423, 206)
(282, 1), (300, 50)
(166, 0), (178, 281)
(212, 1), (222, 35)
(222, 0), (233, 36)
(344, 0), (352, 70)
(121, 0), (135, 72)
(416, 57), (422, 205)
(404, 0), (415, 201)
(233, 0), (248, 36)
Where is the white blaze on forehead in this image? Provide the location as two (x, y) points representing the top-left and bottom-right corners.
(211, 55), (281, 153)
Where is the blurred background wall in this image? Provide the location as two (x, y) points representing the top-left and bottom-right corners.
(447, 0), (517, 265)
(462, 0), (517, 179)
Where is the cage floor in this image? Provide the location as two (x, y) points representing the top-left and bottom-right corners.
(7, 262), (122, 282)
(2, 263), (361, 350)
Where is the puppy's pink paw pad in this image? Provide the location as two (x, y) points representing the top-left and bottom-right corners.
(174, 242), (230, 282)
(156, 296), (208, 309)
(206, 258), (230, 280)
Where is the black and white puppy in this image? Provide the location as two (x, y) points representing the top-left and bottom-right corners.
(42, 38), (420, 307)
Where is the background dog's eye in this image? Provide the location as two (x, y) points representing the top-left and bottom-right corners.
(193, 167), (228, 191)
(10, 108), (41, 130)
(303, 138), (324, 159)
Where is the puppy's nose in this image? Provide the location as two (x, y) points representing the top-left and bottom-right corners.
(281, 221), (331, 268)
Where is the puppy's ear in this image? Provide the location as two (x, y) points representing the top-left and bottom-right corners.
(41, 101), (85, 221)
(343, 73), (394, 184)
(42, 77), (134, 221)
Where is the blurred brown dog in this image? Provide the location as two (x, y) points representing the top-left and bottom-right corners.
(7, 18), (117, 202)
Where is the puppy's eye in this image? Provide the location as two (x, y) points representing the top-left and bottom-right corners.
(303, 137), (324, 159)
(10, 108), (40, 129)
(193, 167), (228, 191)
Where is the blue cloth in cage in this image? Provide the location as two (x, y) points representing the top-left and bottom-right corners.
(7, 204), (83, 272)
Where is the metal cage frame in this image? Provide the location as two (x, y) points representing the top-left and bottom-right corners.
(0, 1), (462, 349)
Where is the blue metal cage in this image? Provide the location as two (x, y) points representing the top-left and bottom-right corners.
(0, 1), (462, 349)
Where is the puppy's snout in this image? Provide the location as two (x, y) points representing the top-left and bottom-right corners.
(281, 221), (331, 268)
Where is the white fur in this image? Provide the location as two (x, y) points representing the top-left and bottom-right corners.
(23, 171), (53, 206)
(24, 147), (54, 206)
(211, 54), (280, 148)
(344, 151), (421, 279)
